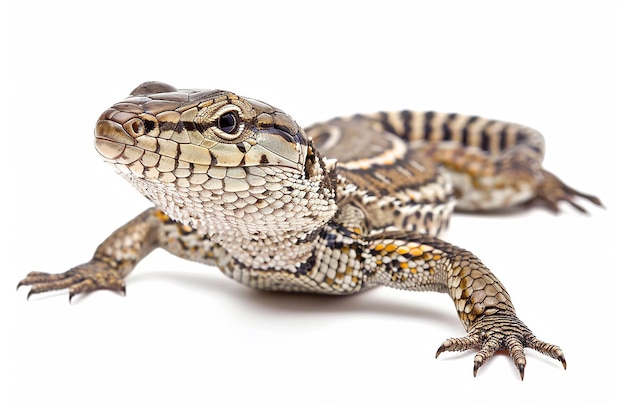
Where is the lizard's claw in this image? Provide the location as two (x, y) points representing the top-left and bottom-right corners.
(435, 313), (566, 380)
(18, 260), (125, 301)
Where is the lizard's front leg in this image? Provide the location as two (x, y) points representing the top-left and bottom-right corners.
(18, 208), (168, 300)
(364, 234), (566, 379)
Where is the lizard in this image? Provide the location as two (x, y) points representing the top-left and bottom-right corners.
(18, 81), (602, 379)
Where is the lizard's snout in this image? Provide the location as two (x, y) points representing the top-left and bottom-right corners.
(93, 108), (166, 177)
(94, 113), (138, 161)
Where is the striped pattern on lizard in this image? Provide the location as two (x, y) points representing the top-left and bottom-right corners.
(18, 81), (602, 379)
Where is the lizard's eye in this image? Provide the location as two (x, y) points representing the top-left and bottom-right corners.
(210, 105), (245, 141)
(217, 111), (239, 135)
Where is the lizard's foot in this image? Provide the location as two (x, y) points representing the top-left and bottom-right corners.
(536, 169), (603, 213)
(18, 260), (125, 301)
(435, 313), (566, 380)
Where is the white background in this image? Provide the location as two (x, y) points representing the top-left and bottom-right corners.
(3, 0), (622, 415)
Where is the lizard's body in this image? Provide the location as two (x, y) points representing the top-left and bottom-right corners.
(19, 81), (602, 378)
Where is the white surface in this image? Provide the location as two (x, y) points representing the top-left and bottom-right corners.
(3, 0), (621, 415)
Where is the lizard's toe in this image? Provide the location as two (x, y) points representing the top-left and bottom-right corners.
(436, 334), (481, 358)
(527, 336), (567, 370)
(505, 336), (527, 380)
(472, 336), (499, 377)
(18, 272), (73, 299)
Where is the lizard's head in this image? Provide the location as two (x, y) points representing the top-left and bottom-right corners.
(94, 81), (336, 239)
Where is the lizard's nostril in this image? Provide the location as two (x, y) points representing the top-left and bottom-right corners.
(130, 119), (143, 135)
(123, 118), (146, 138)
(123, 116), (159, 138)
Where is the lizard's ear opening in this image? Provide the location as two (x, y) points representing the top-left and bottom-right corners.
(322, 157), (337, 174)
(304, 145), (334, 180)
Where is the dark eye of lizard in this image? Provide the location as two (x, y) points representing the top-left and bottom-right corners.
(217, 111), (239, 134)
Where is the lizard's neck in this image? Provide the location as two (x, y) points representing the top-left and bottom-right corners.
(125, 150), (338, 270)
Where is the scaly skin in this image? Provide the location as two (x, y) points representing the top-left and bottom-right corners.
(19, 81), (601, 379)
